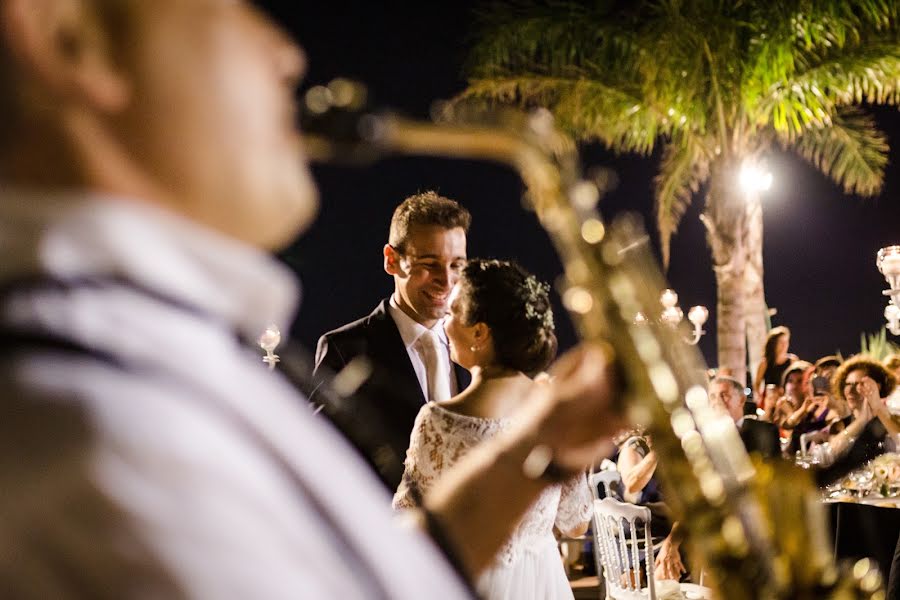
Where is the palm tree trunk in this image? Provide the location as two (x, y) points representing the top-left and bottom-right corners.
(701, 164), (748, 384)
(743, 195), (767, 389)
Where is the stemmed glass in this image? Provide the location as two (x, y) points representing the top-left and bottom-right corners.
(847, 465), (875, 498)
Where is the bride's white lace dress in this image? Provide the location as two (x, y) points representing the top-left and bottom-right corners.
(393, 402), (591, 600)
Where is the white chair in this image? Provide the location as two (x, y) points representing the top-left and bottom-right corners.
(592, 497), (713, 600)
(589, 468), (623, 501)
(586, 468), (623, 595)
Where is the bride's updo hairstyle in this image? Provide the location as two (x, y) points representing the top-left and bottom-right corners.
(458, 259), (557, 376)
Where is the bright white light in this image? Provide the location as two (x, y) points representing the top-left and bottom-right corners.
(739, 160), (773, 195)
(688, 305), (709, 326)
(660, 288), (679, 308)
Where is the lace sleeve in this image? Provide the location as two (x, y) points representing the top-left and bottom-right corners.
(392, 405), (440, 510)
(554, 471), (592, 533)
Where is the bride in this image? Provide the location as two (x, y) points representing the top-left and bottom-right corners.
(393, 259), (591, 600)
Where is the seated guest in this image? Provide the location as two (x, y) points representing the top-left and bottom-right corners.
(815, 355), (842, 382)
(615, 428), (660, 505)
(780, 362), (842, 453)
(615, 429), (686, 582)
(813, 355), (848, 422)
(795, 356), (852, 450)
(773, 361), (811, 429)
(709, 376), (781, 458)
(884, 354), (900, 414)
(815, 356), (898, 485)
(394, 259), (590, 600)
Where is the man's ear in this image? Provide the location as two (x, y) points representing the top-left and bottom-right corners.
(1, 0), (130, 112)
(384, 244), (401, 276)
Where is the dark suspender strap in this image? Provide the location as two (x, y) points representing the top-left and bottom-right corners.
(419, 501), (473, 587)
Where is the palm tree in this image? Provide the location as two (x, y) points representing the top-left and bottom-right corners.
(457, 0), (900, 383)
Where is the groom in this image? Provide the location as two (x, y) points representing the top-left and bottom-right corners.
(315, 191), (472, 488)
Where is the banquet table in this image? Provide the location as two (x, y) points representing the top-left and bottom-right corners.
(826, 498), (900, 589)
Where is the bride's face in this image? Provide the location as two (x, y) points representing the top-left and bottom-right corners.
(443, 285), (479, 370)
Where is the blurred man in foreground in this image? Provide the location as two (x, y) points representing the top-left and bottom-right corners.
(0, 1), (621, 597)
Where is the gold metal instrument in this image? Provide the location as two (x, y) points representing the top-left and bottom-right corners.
(301, 79), (884, 600)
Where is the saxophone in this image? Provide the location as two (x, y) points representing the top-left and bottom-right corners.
(301, 80), (884, 600)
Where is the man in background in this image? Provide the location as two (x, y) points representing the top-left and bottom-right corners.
(709, 376), (781, 458)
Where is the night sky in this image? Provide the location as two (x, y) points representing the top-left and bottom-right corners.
(259, 2), (900, 368)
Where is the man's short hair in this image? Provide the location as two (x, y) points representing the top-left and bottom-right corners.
(711, 376), (744, 396)
(388, 191), (471, 254)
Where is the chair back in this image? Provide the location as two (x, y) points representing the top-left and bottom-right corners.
(589, 469), (622, 501)
(592, 497), (656, 600)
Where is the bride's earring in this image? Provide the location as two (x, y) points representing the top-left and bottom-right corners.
(470, 345), (478, 352)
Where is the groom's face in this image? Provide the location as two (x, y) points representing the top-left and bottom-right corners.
(391, 224), (467, 327)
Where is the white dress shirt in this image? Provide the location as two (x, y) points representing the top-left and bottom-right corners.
(388, 295), (458, 400)
(0, 189), (470, 599)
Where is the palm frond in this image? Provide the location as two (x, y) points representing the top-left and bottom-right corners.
(752, 42), (900, 139)
(789, 1), (898, 50)
(456, 76), (674, 155)
(654, 135), (710, 267)
(465, 2), (640, 82)
(860, 327), (900, 360)
(742, 1), (900, 135)
(789, 109), (888, 197)
(800, 46), (900, 106)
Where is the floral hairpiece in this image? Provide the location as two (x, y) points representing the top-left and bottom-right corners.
(523, 275), (554, 331)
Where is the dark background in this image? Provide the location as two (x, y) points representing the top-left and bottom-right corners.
(258, 1), (900, 367)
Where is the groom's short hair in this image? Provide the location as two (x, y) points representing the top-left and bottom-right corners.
(388, 191), (470, 254)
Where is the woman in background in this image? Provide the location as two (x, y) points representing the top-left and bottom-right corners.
(754, 326), (798, 402)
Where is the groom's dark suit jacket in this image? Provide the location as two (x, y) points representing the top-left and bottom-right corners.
(314, 299), (471, 490)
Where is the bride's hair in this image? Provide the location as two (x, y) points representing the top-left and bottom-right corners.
(458, 259), (557, 376)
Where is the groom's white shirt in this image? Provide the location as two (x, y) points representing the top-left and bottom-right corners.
(388, 294), (458, 400)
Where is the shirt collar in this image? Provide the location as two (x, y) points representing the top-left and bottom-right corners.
(0, 187), (299, 342)
(388, 295), (446, 349)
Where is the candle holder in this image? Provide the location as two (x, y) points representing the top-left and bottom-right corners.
(634, 289), (708, 345)
(886, 304), (900, 337)
(258, 325), (282, 370)
(877, 246), (900, 336)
